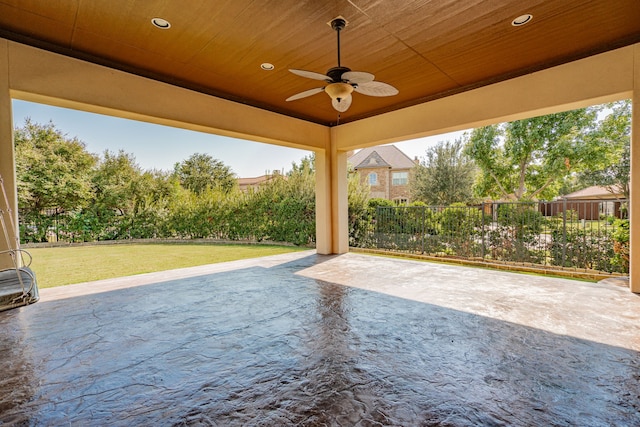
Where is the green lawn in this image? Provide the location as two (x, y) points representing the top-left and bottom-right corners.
(27, 243), (309, 288)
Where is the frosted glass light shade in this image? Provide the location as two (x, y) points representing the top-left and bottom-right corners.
(325, 82), (353, 101)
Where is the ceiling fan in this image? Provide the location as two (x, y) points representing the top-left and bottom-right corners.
(286, 17), (399, 113)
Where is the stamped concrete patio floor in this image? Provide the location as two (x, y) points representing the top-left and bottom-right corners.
(1, 250), (639, 426)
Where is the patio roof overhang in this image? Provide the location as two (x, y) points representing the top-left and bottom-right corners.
(0, 1), (639, 292)
(1, 0), (638, 126)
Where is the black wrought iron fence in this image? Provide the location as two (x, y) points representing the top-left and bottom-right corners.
(19, 208), (69, 243)
(364, 200), (629, 274)
(18, 208), (161, 243)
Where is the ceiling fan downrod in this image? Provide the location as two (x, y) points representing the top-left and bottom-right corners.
(331, 18), (346, 68)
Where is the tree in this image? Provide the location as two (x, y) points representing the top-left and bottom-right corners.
(465, 107), (599, 201)
(173, 153), (236, 195)
(14, 119), (97, 214)
(348, 162), (374, 247)
(92, 150), (143, 216)
(251, 155), (316, 245)
(410, 139), (477, 205)
(137, 168), (181, 205)
(573, 100), (631, 199)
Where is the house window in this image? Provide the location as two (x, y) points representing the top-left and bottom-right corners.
(368, 172), (378, 185)
(392, 171), (408, 185)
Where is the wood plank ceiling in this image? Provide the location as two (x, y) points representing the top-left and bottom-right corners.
(0, 0), (639, 126)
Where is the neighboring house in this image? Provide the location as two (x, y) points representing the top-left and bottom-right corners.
(540, 185), (627, 220)
(348, 145), (417, 204)
(237, 171), (280, 192)
(561, 185), (625, 200)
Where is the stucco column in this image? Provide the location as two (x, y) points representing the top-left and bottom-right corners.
(0, 39), (19, 269)
(315, 128), (349, 255)
(315, 147), (331, 255)
(630, 45), (640, 293)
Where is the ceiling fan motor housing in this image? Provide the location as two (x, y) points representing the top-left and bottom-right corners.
(327, 66), (351, 83)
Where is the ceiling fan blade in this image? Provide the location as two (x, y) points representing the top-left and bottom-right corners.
(354, 81), (399, 97)
(286, 87), (325, 101)
(289, 69), (331, 81)
(332, 94), (352, 112)
(342, 71), (374, 84)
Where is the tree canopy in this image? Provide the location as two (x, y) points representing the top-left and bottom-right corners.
(92, 150), (143, 216)
(14, 119), (97, 213)
(573, 100), (631, 199)
(464, 107), (601, 201)
(173, 153), (236, 195)
(410, 139), (477, 205)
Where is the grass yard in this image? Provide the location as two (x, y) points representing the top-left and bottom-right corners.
(27, 243), (309, 288)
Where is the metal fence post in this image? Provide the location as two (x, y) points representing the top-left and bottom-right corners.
(421, 205), (425, 254)
(562, 198), (567, 267)
(481, 202), (486, 259)
(376, 206), (381, 248)
(54, 208), (60, 242)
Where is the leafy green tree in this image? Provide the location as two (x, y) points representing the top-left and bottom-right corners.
(14, 119), (97, 214)
(138, 168), (179, 208)
(410, 138), (477, 205)
(348, 167), (373, 247)
(285, 154), (316, 202)
(465, 107), (599, 201)
(173, 153), (236, 195)
(92, 150), (143, 216)
(573, 100), (630, 199)
(164, 185), (201, 238)
(252, 155), (316, 245)
(87, 150), (168, 240)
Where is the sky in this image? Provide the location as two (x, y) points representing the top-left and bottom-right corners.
(12, 100), (467, 178)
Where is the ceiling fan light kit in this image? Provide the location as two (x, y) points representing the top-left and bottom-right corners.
(286, 17), (398, 113)
(325, 82), (353, 101)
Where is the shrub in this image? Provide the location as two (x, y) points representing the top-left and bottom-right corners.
(348, 174), (372, 247)
(612, 219), (629, 271)
(483, 203), (545, 262)
(436, 203), (483, 257)
(496, 203), (544, 237)
(549, 228), (618, 272)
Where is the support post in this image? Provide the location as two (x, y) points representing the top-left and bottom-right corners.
(630, 44), (640, 293)
(315, 129), (348, 254)
(0, 39), (19, 269)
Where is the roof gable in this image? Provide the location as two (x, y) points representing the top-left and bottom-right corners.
(355, 151), (391, 169)
(349, 145), (416, 170)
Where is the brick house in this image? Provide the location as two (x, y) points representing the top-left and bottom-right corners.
(540, 185), (627, 220)
(348, 145), (417, 204)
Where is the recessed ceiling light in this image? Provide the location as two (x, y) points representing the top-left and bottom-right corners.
(151, 17), (171, 29)
(512, 14), (533, 26)
(261, 63), (275, 71)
